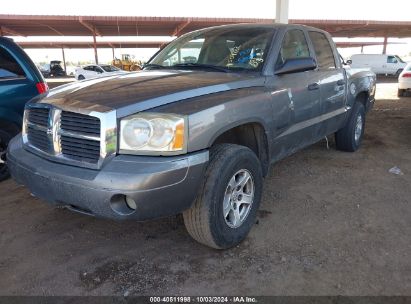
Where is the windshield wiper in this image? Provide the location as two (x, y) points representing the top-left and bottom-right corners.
(143, 63), (168, 70)
(171, 63), (229, 73)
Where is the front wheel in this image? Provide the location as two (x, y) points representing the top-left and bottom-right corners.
(335, 102), (365, 152)
(183, 144), (263, 249)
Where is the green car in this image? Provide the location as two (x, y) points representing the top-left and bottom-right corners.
(0, 37), (48, 181)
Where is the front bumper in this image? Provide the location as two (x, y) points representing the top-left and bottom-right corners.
(7, 136), (208, 220)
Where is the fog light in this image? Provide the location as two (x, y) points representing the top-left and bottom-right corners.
(110, 194), (137, 215)
(125, 196), (137, 210)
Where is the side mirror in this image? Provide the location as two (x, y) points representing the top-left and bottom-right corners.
(275, 57), (317, 75)
(346, 59), (352, 65)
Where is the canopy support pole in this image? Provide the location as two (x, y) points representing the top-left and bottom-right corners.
(276, 0), (289, 24)
(93, 32), (99, 64)
(62, 47), (67, 74)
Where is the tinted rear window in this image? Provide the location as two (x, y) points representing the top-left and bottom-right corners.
(0, 47), (26, 79)
(308, 31), (336, 70)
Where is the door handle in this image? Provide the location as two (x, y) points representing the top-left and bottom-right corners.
(337, 79), (346, 86)
(308, 83), (320, 90)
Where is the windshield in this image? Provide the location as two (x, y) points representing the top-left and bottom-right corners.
(395, 55), (406, 63)
(148, 27), (274, 72)
(101, 65), (120, 72)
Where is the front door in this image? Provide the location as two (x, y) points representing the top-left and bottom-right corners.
(268, 28), (321, 161)
(386, 55), (400, 75)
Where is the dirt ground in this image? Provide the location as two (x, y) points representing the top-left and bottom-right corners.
(0, 79), (410, 296)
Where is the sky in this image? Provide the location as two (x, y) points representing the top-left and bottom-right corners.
(2, 0), (411, 64)
(3, 0), (411, 21)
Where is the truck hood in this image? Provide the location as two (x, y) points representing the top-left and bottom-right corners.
(37, 70), (265, 117)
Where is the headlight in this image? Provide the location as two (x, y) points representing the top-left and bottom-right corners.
(120, 113), (186, 155)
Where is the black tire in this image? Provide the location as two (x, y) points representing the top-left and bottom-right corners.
(335, 102), (365, 152)
(0, 123), (20, 182)
(78, 75), (85, 80)
(183, 144), (263, 249)
(398, 89), (405, 97)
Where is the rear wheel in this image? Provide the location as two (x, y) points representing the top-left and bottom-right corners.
(183, 144), (263, 249)
(335, 102), (365, 152)
(398, 89), (405, 97)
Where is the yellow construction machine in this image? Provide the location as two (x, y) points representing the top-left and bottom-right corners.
(112, 54), (142, 71)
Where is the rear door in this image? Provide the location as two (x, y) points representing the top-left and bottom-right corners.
(307, 30), (347, 136)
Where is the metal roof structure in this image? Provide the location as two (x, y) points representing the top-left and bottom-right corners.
(292, 19), (411, 38)
(1, 15), (411, 38)
(15, 40), (405, 49)
(0, 15), (270, 37)
(15, 40), (166, 49)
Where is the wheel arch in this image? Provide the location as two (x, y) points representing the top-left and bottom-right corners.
(354, 90), (369, 110)
(208, 120), (270, 176)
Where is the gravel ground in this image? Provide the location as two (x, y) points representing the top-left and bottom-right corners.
(0, 79), (410, 296)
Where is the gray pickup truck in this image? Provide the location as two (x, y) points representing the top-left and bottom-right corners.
(8, 24), (376, 249)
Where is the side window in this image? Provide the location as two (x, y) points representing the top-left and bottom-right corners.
(308, 31), (336, 70)
(0, 47), (26, 79)
(387, 56), (398, 63)
(83, 66), (92, 71)
(95, 67), (104, 73)
(276, 29), (310, 68)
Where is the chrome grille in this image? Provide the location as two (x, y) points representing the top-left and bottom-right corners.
(27, 108), (49, 127)
(60, 111), (101, 163)
(61, 136), (100, 161)
(26, 107), (53, 153)
(61, 111), (100, 136)
(27, 126), (53, 153)
(23, 105), (117, 169)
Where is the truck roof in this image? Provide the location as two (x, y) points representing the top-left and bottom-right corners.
(187, 23), (330, 35)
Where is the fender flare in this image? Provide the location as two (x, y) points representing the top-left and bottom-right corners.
(207, 117), (270, 148)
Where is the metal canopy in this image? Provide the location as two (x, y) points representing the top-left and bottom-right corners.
(16, 40), (405, 49)
(15, 41), (166, 49)
(293, 19), (411, 38)
(1, 15), (411, 38)
(0, 15), (270, 37)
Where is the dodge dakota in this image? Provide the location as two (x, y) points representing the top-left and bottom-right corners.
(8, 24), (376, 249)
